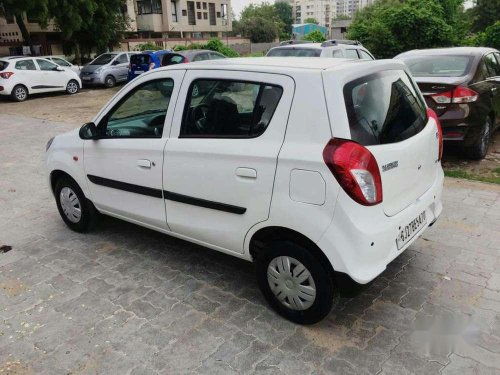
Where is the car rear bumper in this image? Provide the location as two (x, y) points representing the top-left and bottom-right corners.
(437, 104), (485, 141)
(317, 166), (444, 284)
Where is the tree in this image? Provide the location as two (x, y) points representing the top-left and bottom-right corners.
(274, 1), (293, 39)
(303, 30), (326, 42)
(0, 0), (49, 53)
(468, 0), (500, 33)
(239, 16), (278, 43)
(304, 17), (318, 24)
(347, 0), (461, 58)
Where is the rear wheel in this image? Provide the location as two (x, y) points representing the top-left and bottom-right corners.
(104, 75), (116, 88)
(464, 118), (492, 160)
(11, 85), (28, 102)
(255, 241), (338, 325)
(54, 177), (97, 232)
(66, 79), (79, 95)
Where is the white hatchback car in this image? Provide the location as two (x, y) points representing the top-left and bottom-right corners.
(46, 58), (444, 324)
(0, 56), (81, 101)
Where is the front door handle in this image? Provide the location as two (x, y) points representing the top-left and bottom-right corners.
(236, 167), (257, 179)
(137, 159), (151, 169)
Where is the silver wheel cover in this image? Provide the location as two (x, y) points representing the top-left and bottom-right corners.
(267, 256), (316, 311)
(15, 87), (27, 100)
(67, 81), (78, 94)
(59, 187), (82, 223)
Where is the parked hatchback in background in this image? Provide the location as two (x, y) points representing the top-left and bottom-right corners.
(42, 56), (82, 74)
(46, 58), (443, 324)
(128, 50), (173, 81)
(80, 52), (136, 88)
(267, 40), (375, 60)
(396, 47), (500, 159)
(0, 56), (81, 101)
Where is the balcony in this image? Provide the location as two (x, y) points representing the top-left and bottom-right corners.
(136, 13), (164, 32)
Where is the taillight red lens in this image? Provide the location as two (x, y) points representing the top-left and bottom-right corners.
(0, 72), (14, 79)
(323, 139), (382, 206)
(183, 57), (189, 63)
(431, 85), (478, 104)
(427, 108), (443, 161)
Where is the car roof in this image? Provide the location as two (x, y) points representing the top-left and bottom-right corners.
(396, 47), (498, 58)
(271, 43), (323, 50)
(162, 57), (401, 73)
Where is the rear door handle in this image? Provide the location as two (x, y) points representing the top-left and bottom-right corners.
(236, 167), (257, 179)
(137, 159), (152, 169)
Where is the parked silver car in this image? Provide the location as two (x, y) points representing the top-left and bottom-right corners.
(80, 52), (136, 88)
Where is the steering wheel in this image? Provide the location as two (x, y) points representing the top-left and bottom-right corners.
(190, 104), (210, 133)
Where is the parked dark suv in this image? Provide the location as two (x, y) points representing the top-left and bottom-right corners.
(396, 47), (500, 159)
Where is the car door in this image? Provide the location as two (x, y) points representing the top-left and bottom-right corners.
(163, 70), (294, 253)
(484, 52), (500, 128)
(13, 59), (40, 91)
(84, 71), (184, 229)
(35, 58), (66, 91)
(112, 53), (129, 82)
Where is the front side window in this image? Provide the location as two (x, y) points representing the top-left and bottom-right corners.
(15, 59), (36, 71)
(210, 52), (225, 60)
(344, 70), (427, 146)
(101, 79), (174, 138)
(90, 54), (117, 65)
(116, 54), (128, 64)
(181, 79), (283, 138)
(345, 49), (359, 59)
(192, 52), (209, 62)
(52, 57), (71, 67)
(36, 59), (58, 71)
(359, 50), (374, 60)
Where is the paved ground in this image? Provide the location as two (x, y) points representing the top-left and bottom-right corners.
(0, 113), (499, 374)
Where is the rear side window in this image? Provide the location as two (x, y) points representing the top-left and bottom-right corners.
(359, 50), (374, 60)
(345, 49), (359, 59)
(16, 60), (36, 70)
(484, 53), (500, 76)
(163, 54), (184, 66)
(344, 70), (427, 146)
(181, 79), (283, 138)
(267, 48), (321, 57)
(131, 54), (152, 65)
(0, 61), (8, 71)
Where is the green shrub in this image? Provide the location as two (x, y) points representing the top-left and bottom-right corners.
(303, 30), (326, 43)
(173, 38), (239, 57)
(137, 42), (161, 51)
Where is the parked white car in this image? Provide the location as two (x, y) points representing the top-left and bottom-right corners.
(0, 56), (81, 101)
(267, 40), (375, 60)
(42, 55), (82, 74)
(46, 58), (444, 324)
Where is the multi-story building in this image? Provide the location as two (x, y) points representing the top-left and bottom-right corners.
(125, 0), (232, 39)
(293, 0), (337, 28)
(335, 0), (374, 18)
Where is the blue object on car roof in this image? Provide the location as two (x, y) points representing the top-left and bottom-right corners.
(128, 49), (173, 81)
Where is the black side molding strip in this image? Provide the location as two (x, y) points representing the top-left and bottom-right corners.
(86, 175), (246, 214)
(87, 175), (163, 198)
(164, 191), (247, 215)
(32, 85), (64, 89)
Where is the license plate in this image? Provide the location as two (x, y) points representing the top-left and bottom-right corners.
(396, 211), (427, 250)
(134, 71), (144, 74)
(82, 77), (91, 81)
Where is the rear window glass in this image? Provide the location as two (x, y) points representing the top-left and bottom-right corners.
(131, 54), (152, 65)
(0, 61), (9, 71)
(267, 48), (321, 57)
(344, 70), (427, 146)
(400, 55), (473, 77)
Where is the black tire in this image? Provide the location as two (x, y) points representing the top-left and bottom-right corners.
(54, 176), (98, 233)
(464, 118), (492, 160)
(66, 79), (80, 95)
(11, 84), (29, 102)
(104, 75), (116, 88)
(255, 241), (338, 325)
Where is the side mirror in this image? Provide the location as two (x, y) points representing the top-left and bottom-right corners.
(79, 122), (98, 140)
(112, 60), (120, 66)
(53, 66), (64, 72)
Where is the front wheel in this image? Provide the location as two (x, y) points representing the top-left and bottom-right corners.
(66, 79), (80, 95)
(104, 75), (116, 88)
(255, 241), (338, 325)
(54, 177), (97, 232)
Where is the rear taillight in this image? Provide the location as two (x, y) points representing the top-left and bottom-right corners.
(427, 108), (443, 161)
(183, 57), (189, 63)
(323, 139), (382, 206)
(149, 63), (155, 70)
(431, 86), (478, 104)
(0, 86), (4, 91)
(0, 72), (14, 79)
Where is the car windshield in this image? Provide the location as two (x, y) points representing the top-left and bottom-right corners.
(399, 55), (473, 77)
(131, 54), (151, 65)
(90, 53), (117, 65)
(267, 48), (322, 57)
(0, 60), (8, 71)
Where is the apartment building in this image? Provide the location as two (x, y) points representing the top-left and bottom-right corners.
(293, 0), (373, 28)
(335, 0), (374, 18)
(125, 0), (232, 39)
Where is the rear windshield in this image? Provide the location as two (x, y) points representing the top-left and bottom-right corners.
(267, 48), (321, 57)
(344, 70), (427, 146)
(131, 54), (152, 65)
(0, 61), (8, 71)
(90, 53), (117, 65)
(399, 55), (473, 77)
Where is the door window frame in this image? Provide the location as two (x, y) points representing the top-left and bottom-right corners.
(97, 78), (175, 139)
